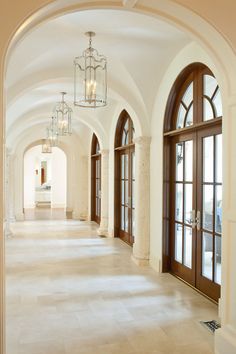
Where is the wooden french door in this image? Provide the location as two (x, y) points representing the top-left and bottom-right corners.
(91, 155), (101, 224)
(115, 146), (135, 245)
(171, 123), (222, 301)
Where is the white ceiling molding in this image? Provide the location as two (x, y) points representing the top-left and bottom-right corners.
(123, 0), (139, 8)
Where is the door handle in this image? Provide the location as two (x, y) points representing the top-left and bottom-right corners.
(196, 210), (201, 231)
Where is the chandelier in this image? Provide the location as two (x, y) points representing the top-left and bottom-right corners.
(74, 31), (107, 108)
(41, 138), (52, 154)
(54, 92), (72, 136)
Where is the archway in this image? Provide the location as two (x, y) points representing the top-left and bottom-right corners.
(23, 145), (67, 219)
(2, 2), (236, 354)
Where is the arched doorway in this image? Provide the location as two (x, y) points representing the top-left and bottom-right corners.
(23, 145), (67, 218)
(91, 134), (101, 224)
(163, 63), (222, 301)
(114, 110), (135, 246)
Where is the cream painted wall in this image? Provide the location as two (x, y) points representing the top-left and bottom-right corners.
(2, 2), (236, 354)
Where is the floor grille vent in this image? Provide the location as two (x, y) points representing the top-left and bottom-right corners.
(200, 320), (221, 333)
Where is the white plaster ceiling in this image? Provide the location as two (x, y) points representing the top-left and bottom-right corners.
(6, 8), (190, 148)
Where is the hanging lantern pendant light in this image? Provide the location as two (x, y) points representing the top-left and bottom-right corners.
(47, 115), (58, 146)
(54, 92), (72, 136)
(42, 138), (52, 154)
(74, 31), (107, 108)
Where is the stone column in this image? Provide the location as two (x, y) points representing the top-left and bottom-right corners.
(14, 152), (24, 221)
(215, 105), (236, 354)
(132, 137), (151, 266)
(5, 149), (16, 237)
(98, 149), (109, 236)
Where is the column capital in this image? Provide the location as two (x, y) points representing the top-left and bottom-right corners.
(134, 136), (151, 146)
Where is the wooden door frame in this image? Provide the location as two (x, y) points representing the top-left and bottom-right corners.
(195, 124), (222, 301)
(114, 145), (135, 245)
(91, 134), (101, 225)
(91, 154), (101, 224)
(162, 63), (222, 301)
(169, 131), (197, 287)
(114, 110), (135, 246)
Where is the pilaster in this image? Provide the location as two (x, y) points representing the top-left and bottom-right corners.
(98, 149), (109, 236)
(132, 136), (151, 266)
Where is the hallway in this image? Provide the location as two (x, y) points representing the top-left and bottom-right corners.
(6, 220), (217, 354)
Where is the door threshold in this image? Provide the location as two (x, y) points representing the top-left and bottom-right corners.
(170, 273), (218, 305)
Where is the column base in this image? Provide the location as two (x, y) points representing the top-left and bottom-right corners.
(131, 254), (149, 266)
(15, 212), (24, 221)
(5, 229), (13, 238)
(215, 325), (236, 354)
(97, 227), (109, 237)
(72, 210), (80, 220)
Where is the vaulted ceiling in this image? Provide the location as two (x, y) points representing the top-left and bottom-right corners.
(6, 8), (190, 150)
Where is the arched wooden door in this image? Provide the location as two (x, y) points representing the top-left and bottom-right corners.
(91, 134), (101, 224)
(163, 64), (222, 301)
(114, 111), (135, 246)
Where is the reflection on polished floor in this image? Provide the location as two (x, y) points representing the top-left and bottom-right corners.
(6, 220), (217, 354)
(24, 207), (71, 220)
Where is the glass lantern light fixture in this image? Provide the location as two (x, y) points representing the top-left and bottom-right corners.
(74, 31), (107, 108)
(41, 138), (52, 154)
(47, 115), (58, 146)
(54, 92), (72, 136)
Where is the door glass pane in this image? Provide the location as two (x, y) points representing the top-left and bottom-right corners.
(121, 206), (124, 230)
(184, 184), (192, 225)
(215, 236), (222, 285)
(184, 227), (192, 268)
(182, 82), (193, 107)
(125, 207), (129, 232)
(121, 180), (125, 204)
(203, 136), (214, 182)
(175, 223), (182, 263)
(121, 155), (125, 178)
(203, 98), (214, 121)
(204, 75), (217, 98)
(176, 104), (186, 129)
(215, 185), (222, 234)
(124, 155), (128, 179)
(98, 159), (101, 176)
(202, 232), (213, 280)
(185, 140), (193, 181)
(185, 104), (193, 127)
(176, 143), (183, 181)
(216, 134), (222, 183)
(203, 185), (213, 231)
(175, 184), (183, 222)
(213, 89), (223, 118)
(125, 180), (128, 205)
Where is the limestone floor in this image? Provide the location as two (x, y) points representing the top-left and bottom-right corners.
(6, 220), (218, 354)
